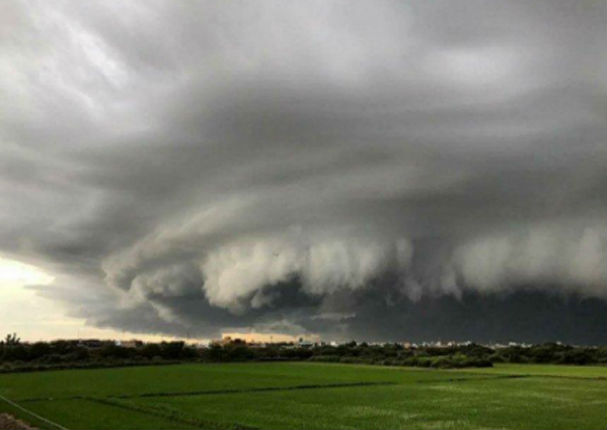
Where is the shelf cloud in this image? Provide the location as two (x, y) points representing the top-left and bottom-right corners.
(1, 0), (605, 342)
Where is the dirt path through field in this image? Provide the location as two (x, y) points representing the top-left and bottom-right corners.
(0, 413), (35, 429)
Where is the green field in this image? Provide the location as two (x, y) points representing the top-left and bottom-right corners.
(1, 362), (605, 429)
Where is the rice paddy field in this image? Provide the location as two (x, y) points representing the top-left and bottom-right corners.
(0, 362), (605, 429)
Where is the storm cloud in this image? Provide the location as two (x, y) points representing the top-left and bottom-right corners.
(1, 0), (605, 343)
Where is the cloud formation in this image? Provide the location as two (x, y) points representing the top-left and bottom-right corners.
(1, 0), (605, 342)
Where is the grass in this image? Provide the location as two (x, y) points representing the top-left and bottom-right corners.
(458, 363), (607, 378)
(1, 362), (605, 429)
(122, 376), (606, 430)
(17, 398), (199, 430)
(0, 362), (490, 401)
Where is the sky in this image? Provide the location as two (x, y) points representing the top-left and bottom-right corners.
(1, 0), (605, 344)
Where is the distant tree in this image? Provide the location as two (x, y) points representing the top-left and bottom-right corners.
(140, 343), (162, 359)
(29, 342), (51, 360)
(99, 344), (132, 359)
(160, 341), (186, 359)
(4, 333), (20, 345)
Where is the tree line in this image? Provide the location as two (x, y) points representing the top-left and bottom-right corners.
(1, 333), (605, 373)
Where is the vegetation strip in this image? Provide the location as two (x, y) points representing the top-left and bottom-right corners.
(0, 394), (68, 430)
(84, 396), (257, 430)
(415, 373), (607, 384)
(414, 374), (529, 383)
(446, 371), (607, 381)
(3, 337), (604, 375)
(18, 381), (397, 403)
(502, 374), (607, 381)
(115, 381), (398, 399)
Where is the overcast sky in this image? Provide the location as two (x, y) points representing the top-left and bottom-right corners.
(1, 0), (605, 343)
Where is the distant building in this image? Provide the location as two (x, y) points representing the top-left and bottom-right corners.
(194, 341), (210, 349)
(298, 339), (314, 348)
(247, 342), (267, 348)
(210, 336), (235, 346)
(116, 339), (142, 348)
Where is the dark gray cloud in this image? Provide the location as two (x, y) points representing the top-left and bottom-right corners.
(1, 0), (605, 342)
